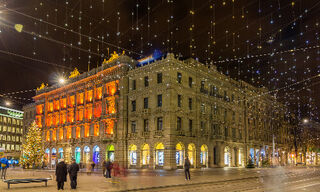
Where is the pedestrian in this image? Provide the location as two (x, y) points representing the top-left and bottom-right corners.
(91, 161), (95, 172)
(68, 159), (79, 189)
(184, 157), (191, 180)
(0, 155), (9, 180)
(56, 159), (67, 190)
(86, 162), (91, 175)
(106, 160), (113, 178)
(102, 160), (107, 177)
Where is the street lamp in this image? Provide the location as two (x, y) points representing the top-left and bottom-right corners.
(5, 101), (11, 106)
(58, 77), (66, 85)
(303, 118), (309, 124)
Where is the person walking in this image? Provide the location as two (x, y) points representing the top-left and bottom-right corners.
(91, 161), (95, 172)
(184, 157), (191, 180)
(56, 159), (67, 190)
(0, 155), (9, 180)
(102, 160), (107, 177)
(106, 160), (113, 178)
(86, 162), (91, 175)
(68, 159), (79, 189)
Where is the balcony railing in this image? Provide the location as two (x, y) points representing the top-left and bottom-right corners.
(154, 130), (164, 137)
(141, 131), (150, 138)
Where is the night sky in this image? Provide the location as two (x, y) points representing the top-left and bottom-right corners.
(0, 0), (319, 121)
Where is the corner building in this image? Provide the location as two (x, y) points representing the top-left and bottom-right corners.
(33, 53), (291, 169)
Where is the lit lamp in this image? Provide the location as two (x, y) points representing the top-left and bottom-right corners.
(59, 77), (66, 85)
(303, 118), (309, 124)
(5, 101), (11, 106)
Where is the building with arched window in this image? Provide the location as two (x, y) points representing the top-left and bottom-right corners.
(31, 53), (292, 169)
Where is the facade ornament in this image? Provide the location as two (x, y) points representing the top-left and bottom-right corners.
(103, 51), (125, 64)
(69, 68), (81, 79)
(37, 83), (48, 91)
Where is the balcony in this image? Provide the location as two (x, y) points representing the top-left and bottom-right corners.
(176, 130), (185, 136)
(154, 130), (164, 137)
(128, 132), (138, 139)
(200, 88), (209, 95)
(141, 131), (150, 138)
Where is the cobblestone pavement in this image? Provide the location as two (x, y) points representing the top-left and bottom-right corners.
(0, 167), (319, 192)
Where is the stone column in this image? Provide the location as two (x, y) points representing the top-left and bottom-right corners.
(235, 148), (239, 167)
(217, 142), (225, 167)
(164, 143), (176, 170)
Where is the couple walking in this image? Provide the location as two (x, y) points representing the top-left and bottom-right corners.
(56, 159), (79, 190)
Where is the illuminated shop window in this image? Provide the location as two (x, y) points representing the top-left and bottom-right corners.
(142, 144), (150, 165)
(129, 145), (137, 165)
(176, 143), (184, 166)
(155, 143), (164, 166)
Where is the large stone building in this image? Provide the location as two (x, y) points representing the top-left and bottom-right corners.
(0, 105), (23, 159)
(32, 53), (292, 169)
(22, 103), (36, 134)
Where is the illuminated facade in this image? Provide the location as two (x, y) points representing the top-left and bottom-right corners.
(32, 53), (292, 169)
(0, 106), (23, 159)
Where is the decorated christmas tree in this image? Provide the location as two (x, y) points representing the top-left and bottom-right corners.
(20, 121), (44, 168)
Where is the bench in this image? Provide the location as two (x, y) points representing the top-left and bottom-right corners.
(3, 178), (52, 189)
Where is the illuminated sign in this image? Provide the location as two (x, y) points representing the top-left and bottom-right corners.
(0, 106), (24, 119)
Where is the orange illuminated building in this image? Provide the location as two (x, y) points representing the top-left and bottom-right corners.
(33, 57), (131, 165)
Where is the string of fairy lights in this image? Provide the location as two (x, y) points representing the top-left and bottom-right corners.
(0, 0), (319, 122)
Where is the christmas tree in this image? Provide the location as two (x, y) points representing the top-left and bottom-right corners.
(20, 121), (44, 168)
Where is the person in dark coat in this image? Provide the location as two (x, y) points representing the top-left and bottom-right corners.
(184, 157), (191, 180)
(68, 159), (79, 189)
(102, 161), (107, 177)
(56, 159), (67, 190)
(106, 160), (113, 178)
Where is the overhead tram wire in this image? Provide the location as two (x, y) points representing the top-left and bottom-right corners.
(2, 6), (143, 56)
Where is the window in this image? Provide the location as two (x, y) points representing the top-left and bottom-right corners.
(144, 119), (149, 132)
(157, 94), (162, 107)
(189, 77), (192, 87)
(157, 73), (162, 84)
(177, 72), (182, 83)
(131, 100), (136, 112)
(157, 117), (163, 130)
(232, 112), (235, 121)
(201, 121), (205, 133)
(231, 94), (234, 102)
(178, 95), (182, 107)
(189, 119), (192, 133)
(225, 126), (228, 137)
(224, 110), (227, 121)
(201, 103), (205, 113)
(144, 97), (148, 109)
(144, 76), (149, 87)
(200, 81), (205, 92)
(214, 105), (218, 115)
(132, 80), (136, 90)
(177, 117), (182, 130)
(131, 121), (136, 133)
(188, 98), (192, 110)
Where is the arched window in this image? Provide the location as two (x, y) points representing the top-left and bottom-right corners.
(129, 145), (137, 165)
(155, 143), (164, 166)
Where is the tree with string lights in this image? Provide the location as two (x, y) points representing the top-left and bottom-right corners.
(20, 121), (45, 169)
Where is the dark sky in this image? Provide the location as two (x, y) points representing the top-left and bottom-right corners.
(0, 0), (319, 121)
